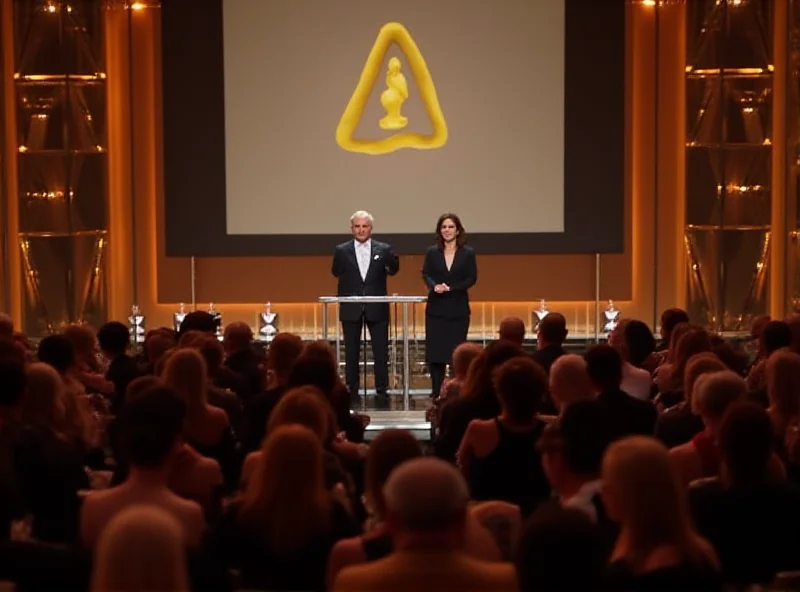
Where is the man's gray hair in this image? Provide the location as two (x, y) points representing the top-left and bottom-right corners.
(350, 210), (374, 225)
(692, 370), (746, 418)
(383, 457), (470, 532)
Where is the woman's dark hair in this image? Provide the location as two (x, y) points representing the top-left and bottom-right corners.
(623, 320), (657, 368)
(461, 340), (525, 410)
(435, 213), (466, 249)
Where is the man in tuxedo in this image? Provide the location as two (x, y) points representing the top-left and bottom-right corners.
(331, 211), (399, 401)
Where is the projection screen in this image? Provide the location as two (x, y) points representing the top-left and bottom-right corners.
(161, 0), (625, 256)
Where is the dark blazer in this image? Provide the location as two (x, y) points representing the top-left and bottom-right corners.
(422, 245), (477, 319)
(332, 239), (399, 322)
(596, 388), (657, 442)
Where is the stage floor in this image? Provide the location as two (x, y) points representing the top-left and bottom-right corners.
(354, 393), (432, 442)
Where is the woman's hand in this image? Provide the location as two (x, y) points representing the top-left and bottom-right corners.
(434, 283), (450, 294)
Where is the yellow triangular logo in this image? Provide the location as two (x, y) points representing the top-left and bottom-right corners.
(336, 22), (448, 156)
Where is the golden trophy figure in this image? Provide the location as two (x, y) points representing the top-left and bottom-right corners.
(379, 57), (409, 130)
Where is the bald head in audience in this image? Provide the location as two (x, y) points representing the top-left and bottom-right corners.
(537, 313), (568, 349)
(498, 317), (526, 346)
(549, 354), (593, 411)
(384, 458), (470, 539)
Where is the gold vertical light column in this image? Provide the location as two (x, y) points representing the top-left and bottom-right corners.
(12, 0), (111, 334)
(684, 0), (774, 332)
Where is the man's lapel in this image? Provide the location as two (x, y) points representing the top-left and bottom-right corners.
(364, 241), (378, 281)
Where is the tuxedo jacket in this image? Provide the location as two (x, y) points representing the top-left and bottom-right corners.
(331, 240), (399, 322)
(422, 245), (478, 319)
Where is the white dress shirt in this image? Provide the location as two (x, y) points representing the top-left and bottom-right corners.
(561, 479), (603, 523)
(355, 239), (372, 281)
(620, 362), (652, 400)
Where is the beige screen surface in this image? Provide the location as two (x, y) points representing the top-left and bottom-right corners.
(223, 0), (565, 235)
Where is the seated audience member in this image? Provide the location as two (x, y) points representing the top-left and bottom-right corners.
(65, 324), (115, 396)
(96, 321), (141, 413)
(209, 424), (359, 591)
(287, 342), (364, 444)
(162, 348), (237, 487)
(439, 342), (482, 401)
(547, 354), (593, 416)
(585, 345), (657, 441)
(539, 400), (613, 526)
(428, 342), (482, 431)
(656, 326), (713, 398)
(328, 429), (501, 587)
(515, 505), (605, 592)
(497, 317), (525, 346)
(192, 335), (242, 430)
(138, 329), (176, 375)
(240, 387), (350, 498)
(765, 349), (800, 472)
(80, 386), (205, 548)
(333, 458), (517, 592)
(222, 321), (262, 399)
(110, 376), (224, 519)
(434, 340), (525, 462)
(603, 436), (722, 590)
(241, 332), (304, 454)
(458, 357), (551, 516)
(670, 371), (746, 485)
(36, 335), (100, 457)
(5, 362), (87, 543)
(655, 308), (690, 353)
(177, 311), (217, 337)
(690, 402), (800, 586)
(609, 319), (653, 400)
(655, 353), (725, 449)
(747, 320), (793, 393)
(90, 505), (190, 592)
(532, 313), (567, 375)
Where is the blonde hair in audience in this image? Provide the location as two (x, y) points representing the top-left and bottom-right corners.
(162, 348), (209, 417)
(22, 363), (66, 430)
(125, 375), (163, 403)
(665, 322), (694, 364)
(90, 505), (189, 592)
(603, 436), (718, 572)
(266, 386), (334, 444)
(767, 349), (800, 422)
(683, 353), (726, 407)
(240, 424), (331, 555)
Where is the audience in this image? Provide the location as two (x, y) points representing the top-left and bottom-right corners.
(80, 386), (205, 548)
(603, 436), (722, 590)
(458, 357), (551, 516)
(332, 458), (517, 592)
(90, 505), (190, 592)
(586, 344), (657, 440)
(547, 353), (593, 414)
(0, 303), (796, 590)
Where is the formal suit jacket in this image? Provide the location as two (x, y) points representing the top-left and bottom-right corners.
(422, 245), (477, 319)
(333, 550), (517, 592)
(332, 240), (399, 322)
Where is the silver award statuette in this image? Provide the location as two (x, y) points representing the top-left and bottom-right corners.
(259, 302), (279, 342)
(128, 305), (145, 344)
(173, 302), (187, 332)
(533, 299), (549, 332)
(208, 303), (223, 338)
(603, 300), (621, 333)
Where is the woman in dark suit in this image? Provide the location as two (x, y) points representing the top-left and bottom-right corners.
(422, 213), (478, 397)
